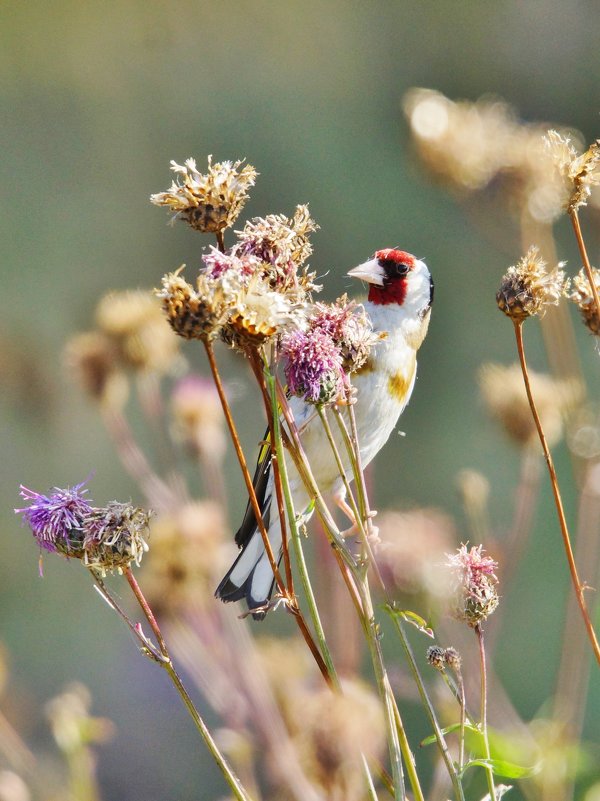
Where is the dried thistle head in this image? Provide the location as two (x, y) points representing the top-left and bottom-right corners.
(570, 266), (600, 335)
(64, 331), (127, 406)
(496, 246), (569, 321)
(376, 507), (455, 601)
(233, 205), (320, 300)
(447, 543), (499, 627)
(403, 88), (587, 224)
(170, 375), (226, 460)
(544, 130), (600, 213)
(156, 267), (237, 342)
(95, 289), (182, 374)
(311, 295), (379, 373)
(223, 276), (306, 350)
(150, 156), (257, 233)
(83, 502), (151, 575)
(287, 679), (385, 801)
(426, 645), (461, 672)
(141, 501), (228, 616)
(281, 327), (345, 405)
(479, 362), (581, 448)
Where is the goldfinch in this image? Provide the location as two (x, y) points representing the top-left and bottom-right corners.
(216, 249), (433, 617)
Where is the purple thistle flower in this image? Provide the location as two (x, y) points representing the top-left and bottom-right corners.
(202, 246), (259, 280)
(15, 482), (93, 555)
(281, 328), (345, 405)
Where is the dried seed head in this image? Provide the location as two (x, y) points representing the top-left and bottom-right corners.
(447, 544), (499, 627)
(141, 501), (228, 616)
(479, 362), (581, 448)
(64, 331), (127, 406)
(544, 130), (600, 212)
(83, 502), (151, 575)
(496, 246), (568, 321)
(95, 289), (182, 374)
(570, 267), (600, 335)
(150, 156), (257, 233)
(156, 267), (237, 341)
(376, 508), (455, 600)
(170, 375), (226, 460)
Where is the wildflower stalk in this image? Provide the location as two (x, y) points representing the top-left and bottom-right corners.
(390, 617), (465, 800)
(94, 572), (254, 801)
(475, 625), (496, 801)
(202, 340), (286, 596)
(263, 368), (340, 690)
(513, 320), (600, 665)
(570, 208), (600, 322)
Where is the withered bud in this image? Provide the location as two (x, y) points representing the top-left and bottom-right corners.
(426, 645), (446, 670)
(496, 246), (568, 321)
(150, 156), (257, 233)
(447, 544), (499, 627)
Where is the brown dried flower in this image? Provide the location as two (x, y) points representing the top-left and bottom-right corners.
(83, 502), (151, 575)
(150, 156), (257, 233)
(65, 331), (127, 406)
(156, 267), (237, 342)
(570, 266), (600, 335)
(496, 246), (568, 321)
(479, 362), (581, 448)
(141, 501), (228, 616)
(544, 130), (600, 212)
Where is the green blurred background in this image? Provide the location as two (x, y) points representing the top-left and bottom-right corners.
(2, 2), (599, 799)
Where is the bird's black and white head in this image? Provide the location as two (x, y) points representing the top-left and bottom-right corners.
(347, 248), (433, 320)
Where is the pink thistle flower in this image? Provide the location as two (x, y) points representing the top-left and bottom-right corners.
(15, 482), (93, 555)
(447, 544), (499, 627)
(202, 246), (260, 281)
(281, 328), (345, 405)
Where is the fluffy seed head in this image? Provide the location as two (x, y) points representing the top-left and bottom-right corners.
(496, 246), (568, 321)
(150, 156), (257, 233)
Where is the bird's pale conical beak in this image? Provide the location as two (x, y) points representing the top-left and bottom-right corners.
(347, 257), (385, 287)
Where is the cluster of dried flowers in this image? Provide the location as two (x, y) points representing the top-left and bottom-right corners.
(15, 482), (150, 575)
(152, 156), (379, 407)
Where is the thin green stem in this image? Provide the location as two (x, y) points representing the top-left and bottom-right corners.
(97, 573), (254, 801)
(476, 625), (496, 801)
(264, 370), (340, 690)
(514, 321), (600, 665)
(389, 616), (465, 800)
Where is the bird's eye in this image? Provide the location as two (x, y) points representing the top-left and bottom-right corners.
(379, 258), (410, 279)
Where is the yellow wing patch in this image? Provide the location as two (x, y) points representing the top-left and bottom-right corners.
(388, 358), (416, 403)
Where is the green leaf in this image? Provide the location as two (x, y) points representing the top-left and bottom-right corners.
(462, 758), (538, 779)
(420, 721), (479, 747)
(383, 605), (434, 637)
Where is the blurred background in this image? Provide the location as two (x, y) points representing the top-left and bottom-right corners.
(1, 2), (600, 800)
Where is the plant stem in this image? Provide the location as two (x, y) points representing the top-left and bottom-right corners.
(475, 625), (496, 801)
(97, 573), (254, 801)
(264, 371), (340, 691)
(570, 209), (600, 321)
(389, 615), (465, 800)
(513, 321), (600, 665)
(203, 340), (286, 596)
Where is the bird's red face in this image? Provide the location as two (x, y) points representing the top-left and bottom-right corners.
(347, 249), (433, 308)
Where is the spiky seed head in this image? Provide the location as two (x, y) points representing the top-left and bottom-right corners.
(570, 267), (600, 336)
(496, 246), (568, 321)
